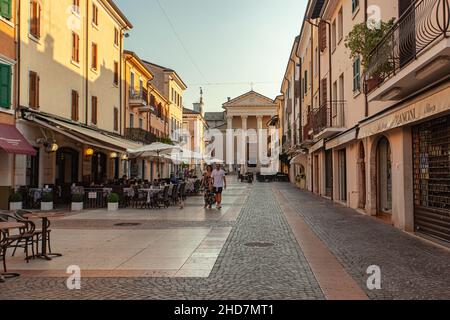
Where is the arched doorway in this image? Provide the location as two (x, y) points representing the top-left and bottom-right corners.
(358, 142), (366, 209)
(377, 137), (392, 218)
(92, 152), (107, 184)
(56, 147), (79, 204)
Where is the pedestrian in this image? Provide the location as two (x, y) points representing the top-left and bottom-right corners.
(237, 167), (241, 182)
(202, 165), (214, 209)
(211, 163), (227, 210)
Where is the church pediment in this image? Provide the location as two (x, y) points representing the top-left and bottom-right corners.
(223, 91), (275, 108)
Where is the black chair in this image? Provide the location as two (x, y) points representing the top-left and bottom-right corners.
(178, 183), (187, 202)
(156, 186), (170, 208)
(0, 213), (35, 264)
(170, 184), (179, 206)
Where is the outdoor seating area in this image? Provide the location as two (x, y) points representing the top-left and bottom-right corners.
(0, 210), (65, 282)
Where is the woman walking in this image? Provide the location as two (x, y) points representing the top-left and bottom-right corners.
(202, 165), (214, 209)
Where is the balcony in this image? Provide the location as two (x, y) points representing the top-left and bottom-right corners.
(366, 0), (450, 101)
(301, 114), (314, 146)
(312, 101), (346, 140)
(124, 128), (157, 145)
(129, 88), (148, 107)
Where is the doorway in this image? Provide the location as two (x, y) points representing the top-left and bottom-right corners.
(91, 152), (107, 184)
(377, 137), (392, 218)
(26, 148), (40, 188)
(313, 155), (320, 194)
(358, 142), (367, 209)
(338, 149), (347, 202)
(325, 150), (333, 197)
(56, 148), (79, 204)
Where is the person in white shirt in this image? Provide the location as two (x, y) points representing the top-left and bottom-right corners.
(211, 163), (227, 209)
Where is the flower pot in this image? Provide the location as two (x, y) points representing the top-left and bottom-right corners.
(366, 76), (382, 93)
(71, 202), (83, 211)
(299, 179), (306, 190)
(41, 202), (53, 211)
(107, 202), (119, 211)
(9, 202), (22, 211)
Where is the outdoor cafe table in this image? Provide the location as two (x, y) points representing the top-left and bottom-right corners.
(0, 222), (26, 282)
(24, 212), (65, 261)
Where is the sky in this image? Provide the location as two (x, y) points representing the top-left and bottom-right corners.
(115, 0), (308, 112)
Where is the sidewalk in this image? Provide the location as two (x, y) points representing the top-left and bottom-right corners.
(276, 183), (450, 300)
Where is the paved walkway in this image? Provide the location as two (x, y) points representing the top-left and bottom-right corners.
(1, 181), (449, 300)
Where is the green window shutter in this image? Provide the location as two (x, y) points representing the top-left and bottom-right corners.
(0, 64), (12, 109)
(0, 0), (12, 20)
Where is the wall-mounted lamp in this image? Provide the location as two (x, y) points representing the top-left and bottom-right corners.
(121, 154), (129, 161)
(110, 152), (118, 159)
(84, 148), (94, 157)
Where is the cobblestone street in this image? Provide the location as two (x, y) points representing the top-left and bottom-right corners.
(1, 181), (450, 300)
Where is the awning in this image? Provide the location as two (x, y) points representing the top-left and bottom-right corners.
(0, 124), (36, 156)
(325, 127), (358, 150)
(29, 113), (141, 152)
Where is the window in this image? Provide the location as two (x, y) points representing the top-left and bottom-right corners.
(113, 61), (118, 85)
(319, 21), (327, 53)
(91, 96), (98, 125)
(91, 43), (98, 70)
(331, 20), (337, 51)
(314, 47), (318, 77)
(71, 90), (79, 121)
(0, 64), (12, 108)
(30, 0), (41, 38)
(92, 4), (98, 26)
(72, 32), (80, 63)
(129, 113), (134, 128)
(139, 118), (143, 129)
(352, 0), (360, 13)
(130, 72), (135, 92)
(114, 28), (119, 46)
(338, 8), (343, 42)
(304, 70), (308, 95)
(353, 58), (361, 93)
(113, 107), (119, 131)
(29, 71), (39, 109)
(339, 73), (344, 100)
(0, 0), (12, 19)
(73, 0), (80, 14)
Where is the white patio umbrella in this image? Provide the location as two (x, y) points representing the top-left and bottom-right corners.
(127, 142), (180, 177)
(204, 156), (224, 165)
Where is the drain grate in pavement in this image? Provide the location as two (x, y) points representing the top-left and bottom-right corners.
(114, 223), (142, 227)
(244, 242), (275, 248)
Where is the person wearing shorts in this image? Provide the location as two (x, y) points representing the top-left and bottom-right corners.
(211, 164), (226, 209)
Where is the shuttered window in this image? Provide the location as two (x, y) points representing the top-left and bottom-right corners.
(92, 4), (98, 26)
(113, 61), (118, 85)
(319, 21), (327, 53)
(321, 78), (328, 106)
(0, 64), (12, 108)
(30, 1), (41, 39)
(352, 0), (360, 13)
(91, 43), (98, 70)
(91, 96), (98, 125)
(113, 107), (118, 131)
(353, 58), (361, 93)
(71, 90), (79, 121)
(0, 0), (12, 20)
(29, 71), (40, 109)
(72, 32), (80, 63)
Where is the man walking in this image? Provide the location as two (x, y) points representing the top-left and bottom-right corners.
(212, 163), (227, 209)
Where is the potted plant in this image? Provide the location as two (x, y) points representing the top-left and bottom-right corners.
(9, 192), (23, 211)
(344, 19), (395, 92)
(107, 193), (119, 211)
(295, 173), (307, 189)
(41, 192), (54, 211)
(71, 194), (84, 211)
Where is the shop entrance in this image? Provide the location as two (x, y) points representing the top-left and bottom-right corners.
(413, 115), (450, 243)
(91, 152), (107, 184)
(56, 147), (79, 203)
(377, 137), (392, 219)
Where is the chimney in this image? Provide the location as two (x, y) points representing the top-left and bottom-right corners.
(227, 97), (231, 102)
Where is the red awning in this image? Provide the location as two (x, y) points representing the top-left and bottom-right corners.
(0, 124), (36, 156)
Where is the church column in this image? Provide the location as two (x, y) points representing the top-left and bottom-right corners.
(256, 115), (263, 171)
(227, 115), (233, 172)
(241, 115), (248, 173)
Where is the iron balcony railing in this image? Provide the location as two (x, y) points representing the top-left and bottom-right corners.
(129, 88), (148, 103)
(312, 101), (346, 135)
(124, 128), (157, 145)
(302, 113), (313, 142)
(366, 0), (450, 92)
